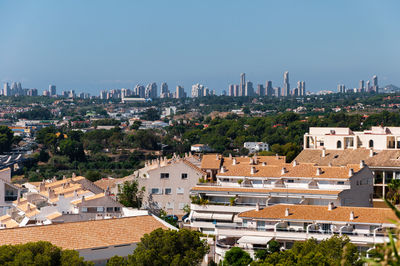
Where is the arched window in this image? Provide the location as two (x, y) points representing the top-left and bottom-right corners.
(369, 139), (374, 148)
(337, 140), (342, 149)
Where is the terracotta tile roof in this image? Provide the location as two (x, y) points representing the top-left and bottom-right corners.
(191, 186), (342, 195)
(71, 193), (105, 205)
(295, 148), (400, 168)
(182, 160), (207, 176)
(222, 156), (286, 167)
(239, 204), (398, 224)
(46, 212), (62, 220)
(94, 178), (118, 191)
(0, 215), (19, 228)
(201, 154), (222, 169)
(218, 162), (360, 179)
(0, 215), (168, 250)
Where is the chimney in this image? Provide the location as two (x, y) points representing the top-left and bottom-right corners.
(81, 196), (85, 203)
(256, 202), (260, 211)
(360, 160), (365, 168)
(281, 167), (287, 175)
(233, 158), (237, 165)
(350, 211), (354, 220)
(328, 162), (332, 167)
(328, 202), (334, 211)
(62, 175), (66, 180)
(72, 172), (76, 178)
(250, 158), (254, 165)
(254, 156), (258, 165)
(276, 154), (279, 159)
(370, 148), (374, 157)
(292, 160), (297, 167)
(251, 167), (256, 175)
(285, 208), (290, 217)
(229, 153), (232, 159)
(220, 166), (226, 173)
(216, 154), (219, 160)
(262, 162), (267, 166)
(39, 181), (45, 192)
(322, 148), (326, 157)
(316, 168), (322, 176)
(27, 204), (31, 212)
(348, 168), (354, 177)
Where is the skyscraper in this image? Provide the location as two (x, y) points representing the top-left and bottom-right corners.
(228, 84), (235, 97)
(245, 81), (254, 96)
(160, 82), (170, 98)
(366, 80), (371, 92)
(176, 86), (185, 98)
(233, 85), (239, 97)
(265, 81), (273, 96)
(337, 84), (346, 93)
(145, 82), (157, 99)
(274, 87), (281, 97)
(256, 84), (265, 96)
(239, 73), (246, 97)
(359, 80), (364, 92)
(300, 81), (306, 96)
(191, 83), (204, 98)
(3, 82), (10, 96)
(372, 75), (378, 93)
(283, 71), (290, 96)
(49, 84), (57, 96)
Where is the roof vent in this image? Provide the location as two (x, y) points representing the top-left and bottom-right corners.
(262, 162), (267, 166)
(350, 211), (354, 220)
(250, 158), (254, 165)
(216, 154), (219, 160)
(360, 160), (365, 168)
(348, 168), (354, 177)
(256, 202), (260, 211)
(328, 162), (332, 167)
(220, 166), (226, 173)
(232, 158), (237, 165)
(370, 148), (374, 157)
(292, 160), (297, 167)
(328, 202), (334, 211)
(322, 148), (326, 157)
(285, 208), (290, 217)
(251, 167), (256, 175)
(316, 168), (322, 176)
(281, 167), (287, 175)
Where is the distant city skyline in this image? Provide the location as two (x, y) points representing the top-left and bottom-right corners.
(0, 1), (399, 94)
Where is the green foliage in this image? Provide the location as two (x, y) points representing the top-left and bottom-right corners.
(128, 228), (209, 266)
(0, 241), (92, 265)
(17, 107), (53, 120)
(106, 255), (128, 266)
(39, 150), (50, 162)
(93, 119), (120, 127)
(252, 236), (361, 265)
(130, 130), (160, 150)
(130, 121), (142, 130)
(0, 125), (14, 154)
(254, 240), (280, 261)
(59, 139), (85, 162)
(140, 108), (160, 121)
(85, 170), (102, 182)
(223, 247), (252, 266)
(117, 180), (144, 208)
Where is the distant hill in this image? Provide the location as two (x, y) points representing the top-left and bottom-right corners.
(382, 84), (400, 92)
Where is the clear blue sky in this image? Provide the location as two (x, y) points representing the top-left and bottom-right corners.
(0, 0), (399, 94)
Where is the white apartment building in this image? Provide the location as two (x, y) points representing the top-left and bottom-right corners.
(298, 126), (400, 206)
(214, 204), (396, 262)
(188, 155), (373, 234)
(243, 142), (269, 154)
(0, 168), (19, 216)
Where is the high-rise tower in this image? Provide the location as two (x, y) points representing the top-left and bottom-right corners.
(239, 73), (246, 97)
(283, 71), (290, 96)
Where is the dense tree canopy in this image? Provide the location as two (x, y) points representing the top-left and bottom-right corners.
(0, 241), (91, 266)
(0, 125), (14, 154)
(223, 247), (252, 266)
(117, 180), (145, 208)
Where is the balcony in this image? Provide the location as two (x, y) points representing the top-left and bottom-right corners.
(4, 195), (18, 202)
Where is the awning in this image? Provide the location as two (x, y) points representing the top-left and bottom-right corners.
(237, 236), (273, 245)
(212, 213), (233, 221)
(192, 211), (213, 220)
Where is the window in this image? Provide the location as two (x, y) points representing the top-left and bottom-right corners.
(256, 221), (265, 231)
(106, 207), (113, 212)
(286, 179), (294, 183)
(160, 173), (169, 179)
(97, 207), (104, 212)
(337, 140), (342, 149)
(176, 187), (184, 194)
(179, 203), (185, 209)
(165, 188), (172, 195)
(151, 188), (161, 194)
(369, 139), (374, 148)
(166, 202), (173, 209)
(81, 207), (88, 213)
(337, 181), (345, 185)
(243, 220), (248, 227)
(181, 173), (188, 179)
(114, 207), (121, 212)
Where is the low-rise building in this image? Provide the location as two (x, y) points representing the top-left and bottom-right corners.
(0, 168), (19, 216)
(191, 144), (213, 153)
(188, 155), (373, 234)
(0, 215), (175, 265)
(243, 142), (269, 153)
(214, 204), (396, 262)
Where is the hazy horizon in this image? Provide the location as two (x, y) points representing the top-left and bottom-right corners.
(1, 0), (399, 95)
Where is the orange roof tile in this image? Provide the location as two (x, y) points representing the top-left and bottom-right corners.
(191, 186), (342, 195)
(201, 154), (222, 169)
(239, 204), (398, 224)
(0, 215), (167, 250)
(71, 193), (105, 205)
